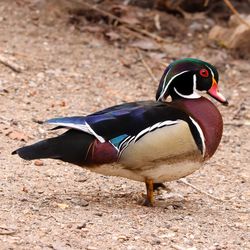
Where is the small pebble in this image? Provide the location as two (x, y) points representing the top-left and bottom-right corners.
(151, 239), (161, 245)
(76, 177), (88, 182)
(34, 159), (44, 166)
(94, 212), (103, 217)
(86, 246), (98, 250)
(79, 200), (89, 207)
(77, 223), (86, 230)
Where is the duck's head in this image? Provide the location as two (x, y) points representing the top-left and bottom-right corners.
(156, 58), (228, 105)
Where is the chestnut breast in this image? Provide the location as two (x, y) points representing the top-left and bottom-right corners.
(172, 97), (223, 159)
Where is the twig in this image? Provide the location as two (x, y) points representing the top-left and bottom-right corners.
(154, 14), (161, 31)
(204, 0), (209, 7)
(0, 54), (23, 73)
(178, 176), (250, 213)
(159, 61), (168, 67)
(223, 0), (250, 28)
(0, 226), (16, 235)
(136, 49), (158, 83)
(119, 25), (149, 41)
(224, 121), (250, 127)
(0, 115), (10, 122)
(72, 0), (169, 43)
(179, 179), (226, 202)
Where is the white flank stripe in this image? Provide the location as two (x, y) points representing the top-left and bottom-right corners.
(109, 140), (119, 151)
(118, 136), (135, 158)
(134, 120), (179, 143)
(125, 136), (136, 147)
(134, 127), (151, 142)
(149, 122), (161, 131)
(118, 120), (182, 158)
(206, 66), (214, 77)
(189, 117), (206, 157)
(158, 120), (178, 127)
(158, 70), (189, 101)
(118, 136), (131, 151)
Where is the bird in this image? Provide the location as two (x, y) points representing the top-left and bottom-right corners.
(12, 58), (228, 206)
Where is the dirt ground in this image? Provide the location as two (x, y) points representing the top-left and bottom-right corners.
(0, 1), (249, 249)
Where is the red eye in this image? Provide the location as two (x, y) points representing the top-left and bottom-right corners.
(199, 69), (209, 78)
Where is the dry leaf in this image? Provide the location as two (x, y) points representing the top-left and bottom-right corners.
(6, 130), (29, 142)
(80, 25), (104, 33)
(110, 5), (140, 25)
(148, 52), (167, 60)
(28, 90), (37, 97)
(130, 39), (160, 51)
(154, 14), (161, 31)
(120, 15), (140, 25)
(60, 100), (66, 107)
(105, 31), (121, 41)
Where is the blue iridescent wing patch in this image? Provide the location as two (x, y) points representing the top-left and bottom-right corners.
(109, 134), (129, 150)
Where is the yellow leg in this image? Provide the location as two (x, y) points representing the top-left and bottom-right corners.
(144, 179), (154, 207)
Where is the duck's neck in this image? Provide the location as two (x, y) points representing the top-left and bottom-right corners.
(172, 97), (223, 159)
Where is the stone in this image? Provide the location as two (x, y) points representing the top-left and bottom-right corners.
(34, 159), (44, 166)
(189, 22), (203, 33)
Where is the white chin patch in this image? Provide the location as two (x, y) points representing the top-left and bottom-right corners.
(173, 74), (201, 99)
(174, 87), (201, 99)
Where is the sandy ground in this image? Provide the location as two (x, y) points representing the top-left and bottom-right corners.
(0, 1), (249, 249)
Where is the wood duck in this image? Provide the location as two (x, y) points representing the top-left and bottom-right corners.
(12, 58), (228, 206)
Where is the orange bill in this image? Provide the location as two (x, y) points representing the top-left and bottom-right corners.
(207, 78), (228, 105)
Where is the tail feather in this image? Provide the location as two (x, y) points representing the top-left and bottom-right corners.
(12, 129), (94, 165)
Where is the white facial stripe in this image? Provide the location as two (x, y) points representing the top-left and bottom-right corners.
(206, 65), (214, 78)
(161, 68), (171, 93)
(158, 70), (189, 101)
(193, 74), (197, 91)
(189, 116), (206, 157)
